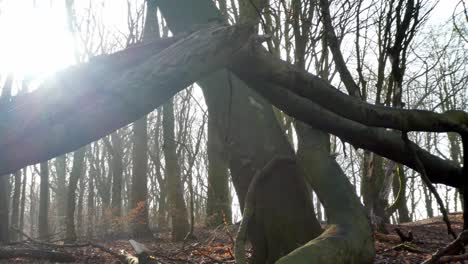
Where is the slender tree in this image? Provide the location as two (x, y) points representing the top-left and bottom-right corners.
(65, 147), (86, 242)
(38, 161), (49, 239)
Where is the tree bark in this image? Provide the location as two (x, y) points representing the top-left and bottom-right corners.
(277, 125), (374, 264)
(38, 161), (49, 240)
(156, 3), (322, 262)
(55, 155), (67, 230)
(206, 113), (231, 226)
(0, 24), (251, 176)
(110, 132), (123, 223)
(10, 170), (21, 241)
(87, 169), (95, 239)
(163, 98), (189, 241)
(19, 169), (27, 238)
(130, 116), (152, 238)
(65, 147), (86, 242)
(0, 175), (9, 243)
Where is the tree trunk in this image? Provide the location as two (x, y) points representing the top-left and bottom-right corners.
(65, 147), (86, 242)
(110, 132), (123, 225)
(87, 170), (95, 239)
(19, 169), (27, 238)
(277, 124), (374, 263)
(38, 161), (49, 239)
(130, 116), (152, 238)
(0, 175), (9, 243)
(163, 98), (189, 241)
(391, 164), (411, 223)
(29, 174), (36, 237)
(77, 175), (85, 236)
(10, 170), (21, 241)
(423, 184), (434, 218)
(206, 113), (231, 226)
(156, 2), (322, 261)
(55, 155), (67, 230)
(361, 151), (388, 231)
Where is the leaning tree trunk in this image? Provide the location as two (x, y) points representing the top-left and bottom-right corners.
(156, 2), (322, 262)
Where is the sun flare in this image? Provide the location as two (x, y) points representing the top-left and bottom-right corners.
(0, 1), (75, 80)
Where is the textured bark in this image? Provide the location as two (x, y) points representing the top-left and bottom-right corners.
(110, 132), (123, 220)
(163, 98), (189, 241)
(130, 116), (152, 238)
(38, 161), (49, 239)
(361, 152), (388, 231)
(277, 125), (374, 264)
(156, 2), (322, 261)
(128, 0), (160, 239)
(0, 24), (251, 175)
(206, 114), (231, 226)
(65, 147), (86, 242)
(228, 46), (463, 188)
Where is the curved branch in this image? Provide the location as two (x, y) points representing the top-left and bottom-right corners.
(227, 74), (462, 187)
(230, 45), (468, 135)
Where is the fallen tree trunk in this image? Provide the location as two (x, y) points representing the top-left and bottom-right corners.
(0, 23), (252, 175)
(0, 248), (75, 262)
(0, 24), (463, 188)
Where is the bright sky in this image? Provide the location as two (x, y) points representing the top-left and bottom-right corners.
(0, 1), (75, 79)
(0, 0), (460, 83)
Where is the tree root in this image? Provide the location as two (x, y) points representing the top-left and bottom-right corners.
(276, 137), (374, 264)
(235, 156), (290, 264)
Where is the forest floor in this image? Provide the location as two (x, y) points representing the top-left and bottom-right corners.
(1, 213), (465, 263)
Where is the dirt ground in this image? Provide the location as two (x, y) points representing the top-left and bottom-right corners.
(1, 214), (465, 263)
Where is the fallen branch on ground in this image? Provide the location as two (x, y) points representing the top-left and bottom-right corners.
(422, 230), (468, 264)
(0, 248), (75, 262)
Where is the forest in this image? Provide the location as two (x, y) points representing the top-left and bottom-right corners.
(0, 0), (466, 263)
